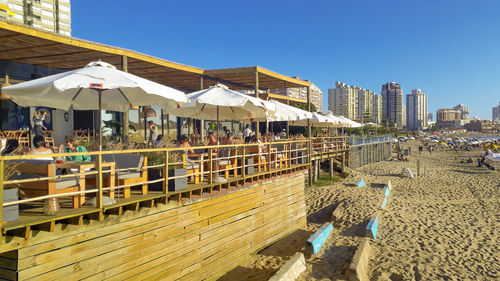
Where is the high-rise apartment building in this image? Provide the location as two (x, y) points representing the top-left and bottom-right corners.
(372, 94), (382, 124)
(406, 89), (428, 131)
(328, 81), (357, 119)
(328, 81), (382, 123)
(436, 109), (461, 122)
(381, 82), (404, 129)
(357, 88), (374, 121)
(453, 104), (469, 119)
(427, 112), (433, 122)
(492, 102), (500, 120)
(270, 80), (322, 111)
(0, 0), (71, 35)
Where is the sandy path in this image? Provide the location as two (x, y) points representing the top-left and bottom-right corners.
(220, 140), (499, 281)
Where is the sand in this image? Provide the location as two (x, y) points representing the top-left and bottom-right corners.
(219, 140), (499, 281)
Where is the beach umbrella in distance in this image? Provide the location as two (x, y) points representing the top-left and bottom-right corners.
(3, 61), (189, 149)
(166, 83), (275, 143)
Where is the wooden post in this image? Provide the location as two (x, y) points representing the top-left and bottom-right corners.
(163, 151), (169, 194)
(417, 159), (420, 176)
(341, 153), (345, 174)
(208, 149), (213, 184)
(308, 140), (312, 186)
(0, 160), (4, 232)
(242, 146), (246, 178)
(166, 114), (170, 140)
(307, 86), (311, 138)
(267, 143), (272, 171)
(200, 76), (205, 140)
(329, 158), (334, 178)
(96, 153), (103, 208)
(121, 55), (129, 143)
(255, 70), (259, 138)
(286, 99), (290, 139)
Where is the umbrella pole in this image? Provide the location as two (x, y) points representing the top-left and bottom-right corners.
(98, 90), (103, 151)
(217, 106), (220, 145)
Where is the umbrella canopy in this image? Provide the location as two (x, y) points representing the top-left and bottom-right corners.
(293, 112), (342, 127)
(337, 116), (363, 128)
(267, 100), (313, 121)
(3, 61), (189, 149)
(3, 61), (188, 112)
(167, 83), (275, 121)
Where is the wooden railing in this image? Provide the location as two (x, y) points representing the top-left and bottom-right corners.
(0, 137), (349, 235)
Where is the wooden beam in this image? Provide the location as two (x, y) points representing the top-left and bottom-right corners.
(9, 49), (97, 60)
(0, 20), (204, 74)
(0, 43), (63, 56)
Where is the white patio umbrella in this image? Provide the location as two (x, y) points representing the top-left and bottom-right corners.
(3, 61), (189, 149)
(166, 83), (275, 143)
(293, 112), (342, 127)
(338, 116), (363, 128)
(267, 100), (313, 121)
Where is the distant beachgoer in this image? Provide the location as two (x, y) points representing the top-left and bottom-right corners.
(418, 146), (423, 154)
(33, 111), (48, 137)
(428, 146), (432, 154)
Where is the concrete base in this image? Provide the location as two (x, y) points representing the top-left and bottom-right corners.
(348, 239), (371, 281)
(268, 252), (306, 281)
(306, 222), (333, 255)
(365, 216), (378, 239)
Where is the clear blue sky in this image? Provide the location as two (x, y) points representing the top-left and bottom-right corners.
(72, 0), (500, 120)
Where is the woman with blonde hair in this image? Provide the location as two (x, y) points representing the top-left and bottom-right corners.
(58, 136), (91, 162)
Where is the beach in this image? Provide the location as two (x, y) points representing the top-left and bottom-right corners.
(220, 140), (499, 280)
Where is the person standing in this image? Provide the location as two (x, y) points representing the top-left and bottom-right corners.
(243, 124), (252, 143)
(33, 111), (47, 137)
(148, 121), (158, 146)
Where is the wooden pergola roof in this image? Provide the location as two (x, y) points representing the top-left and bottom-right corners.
(0, 20), (310, 98)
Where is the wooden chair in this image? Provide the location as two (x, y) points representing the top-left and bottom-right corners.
(217, 148), (237, 179)
(11, 160), (85, 209)
(274, 144), (289, 169)
(89, 154), (148, 198)
(247, 146), (267, 173)
(18, 133), (30, 148)
(182, 153), (201, 184)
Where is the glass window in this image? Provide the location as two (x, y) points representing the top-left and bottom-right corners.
(0, 100), (30, 130)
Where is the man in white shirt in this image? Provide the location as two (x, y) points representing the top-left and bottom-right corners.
(243, 124), (252, 143)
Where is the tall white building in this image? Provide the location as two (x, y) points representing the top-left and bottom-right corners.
(0, 0), (71, 35)
(372, 94), (382, 124)
(328, 81), (382, 123)
(328, 81), (357, 119)
(357, 88), (374, 121)
(406, 89), (428, 131)
(381, 82), (404, 129)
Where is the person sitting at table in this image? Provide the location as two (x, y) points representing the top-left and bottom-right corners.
(58, 136), (91, 162)
(1, 139), (19, 156)
(28, 135), (54, 160)
(207, 132), (218, 154)
(224, 134), (234, 145)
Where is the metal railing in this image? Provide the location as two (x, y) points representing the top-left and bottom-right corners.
(0, 137), (349, 234)
(349, 134), (392, 145)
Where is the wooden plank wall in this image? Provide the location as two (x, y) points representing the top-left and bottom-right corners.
(0, 171), (307, 281)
